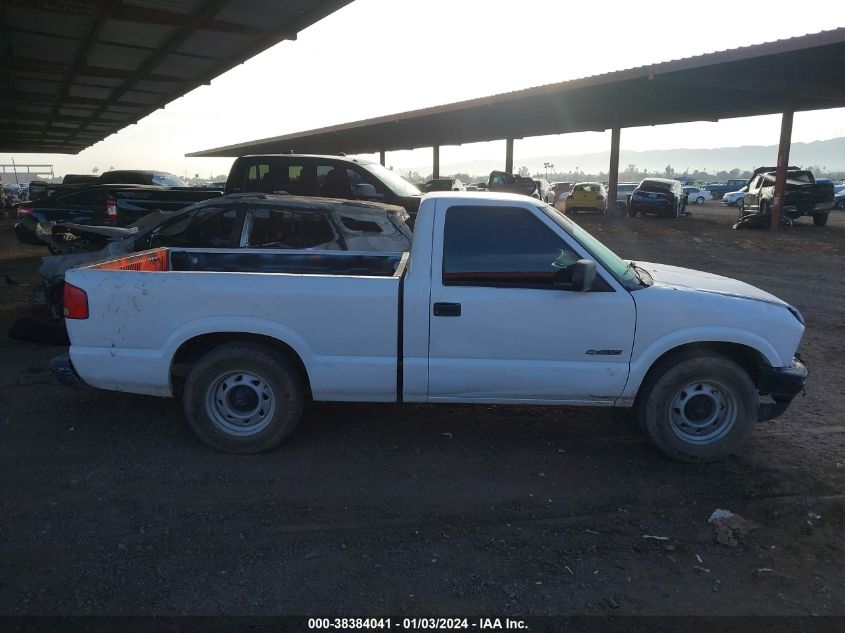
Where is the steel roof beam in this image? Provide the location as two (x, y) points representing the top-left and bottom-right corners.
(3, 0), (281, 36)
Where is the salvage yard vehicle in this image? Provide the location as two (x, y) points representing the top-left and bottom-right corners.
(563, 182), (608, 215)
(225, 154), (422, 222)
(53, 192), (807, 462)
(722, 186), (747, 208)
(15, 185), (223, 248)
(738, 168), (834, 227)
(550, 181), (574, 203)
(423, 178), (465, 192)
(705, 178), (750, 201)
(37, 193), (413, 317)
(628, 178), (687, 218)
(488, 170), (539, 198)
(683, 186), (712, 204)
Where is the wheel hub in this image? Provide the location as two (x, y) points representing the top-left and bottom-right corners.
(206, 371), (277, 437)
(228, 385), (259, 413)
(684, 394), (715, 422)
(668, 381), (737, 445)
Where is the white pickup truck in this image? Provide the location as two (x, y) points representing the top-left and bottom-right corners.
(53, 192), (807, 461)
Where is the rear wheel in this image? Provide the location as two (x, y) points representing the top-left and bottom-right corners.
(183, 343), (305, 453)
(696, 196), (705, 204)
(628, 206), (637, 217)
(813, 212), (829, 226)
(636, 352), (758, 461)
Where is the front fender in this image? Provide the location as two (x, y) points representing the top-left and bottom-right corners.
(621, 326), (783, 400)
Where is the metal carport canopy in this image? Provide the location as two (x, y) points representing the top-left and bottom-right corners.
(187, 27), (845, 158)
(0, 0), (353, 154)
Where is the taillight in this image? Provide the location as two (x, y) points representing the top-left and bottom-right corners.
(63, 283), (89, 320)
(106, 195), (117, 225)
(17, 205), (34, 219)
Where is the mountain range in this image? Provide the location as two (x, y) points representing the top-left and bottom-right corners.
(404, 137), (845, 177)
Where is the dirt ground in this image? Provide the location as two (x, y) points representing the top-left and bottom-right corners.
(1, 202), (843, 618)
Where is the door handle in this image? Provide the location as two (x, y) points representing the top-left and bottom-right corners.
(433, 302), (461, 317)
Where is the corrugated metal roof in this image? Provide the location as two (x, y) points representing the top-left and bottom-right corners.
(187, 27), (845, 158)
(0, 0), (353, 154)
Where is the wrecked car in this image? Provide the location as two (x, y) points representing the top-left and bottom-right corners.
(38, 193), (413, 316)
(487, 171), (539, 198)
(53, 192), (806, 462)
(735, 167), (834, 228)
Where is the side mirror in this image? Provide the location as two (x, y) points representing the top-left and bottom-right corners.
(570, 259), (596, 292)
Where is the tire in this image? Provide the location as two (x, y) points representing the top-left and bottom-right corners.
(628, 207), (637, 218)
(636, 351), (758, 462)
(812, 212), (829, 226)
(696, 196), (705, 205)
(183, 343), (305, 453)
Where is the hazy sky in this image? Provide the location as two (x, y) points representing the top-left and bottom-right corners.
(8, 0), (845, 178)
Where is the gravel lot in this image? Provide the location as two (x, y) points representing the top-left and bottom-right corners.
(1, 203), (843, 617)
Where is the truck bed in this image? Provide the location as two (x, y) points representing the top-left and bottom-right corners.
(66, 248), (408, 399)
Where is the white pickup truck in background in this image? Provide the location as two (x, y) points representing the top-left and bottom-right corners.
(53, 192), (808, 461)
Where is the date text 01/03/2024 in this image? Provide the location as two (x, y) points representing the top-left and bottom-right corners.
(307, 617), (528, 630)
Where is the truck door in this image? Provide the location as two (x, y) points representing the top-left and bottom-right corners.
(426, 203), (636, 404)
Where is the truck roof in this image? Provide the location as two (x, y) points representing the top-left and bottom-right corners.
(422, 191), (544, 204)
(202, 192), (406, 214)
(237, 153), (376, 165)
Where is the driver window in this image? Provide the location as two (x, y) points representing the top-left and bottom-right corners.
(442, 206), (581, 289)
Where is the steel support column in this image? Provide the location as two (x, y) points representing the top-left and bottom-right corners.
(433, 145), (440, 179)
(505, 138), (514, 174)
(608, 127), (621, 217)
(771, 110), (794, 231)
(379, 150), (386, 166)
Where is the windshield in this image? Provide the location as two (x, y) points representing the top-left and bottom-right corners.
(543, 205), (642, 288)
(152, 173), (186, 187)
(361, 163), (421, 197)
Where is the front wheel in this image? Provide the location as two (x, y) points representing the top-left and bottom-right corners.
(813, 212), (829, 226)
(183, 343), (305, 453)
(636, 352), (758, 461)
(696, 196), (705, 204)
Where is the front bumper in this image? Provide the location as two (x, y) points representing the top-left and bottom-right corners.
(565, 201), (605, 212)
(50, 353), (90, 390)
(757, 358), (807, 422)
